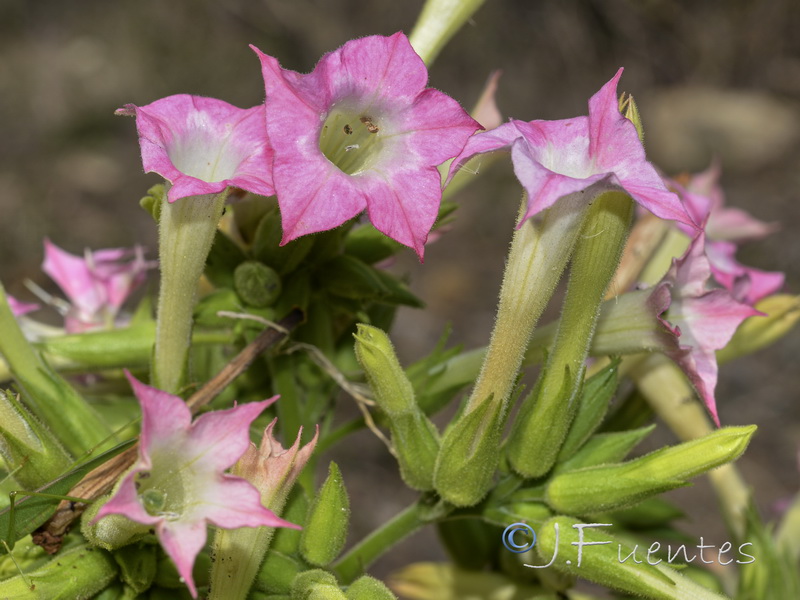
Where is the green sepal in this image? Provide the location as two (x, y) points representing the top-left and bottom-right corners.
(557, 359), (619, 462)
(345, 575), (397, 599)
(271, 486), (310, 554)
(113, 543), (157, 594)
(0, 544), (118, 599)
(344, 225), (403, 264)
(254, 550), (306, 595)
(290, 569), (346, 600)
(300, 462), (350, 567)
(318, 255), (390, 301)
(205, 229), (247, 289)
(389, 411), (440, 491)
(555, 425), (655, 473)
(139, 183), (165, 223)
(253, 207), (315, 275)
(0, 389), (72, 489)
(506, 363), (584, 478)
(433, 395), (505, 507)
(437, 517), (500, 570)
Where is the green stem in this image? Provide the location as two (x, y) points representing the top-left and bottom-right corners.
(408, 0), (487, 66)
(153, 191), (227, 393)
(333, 498), (446, 584)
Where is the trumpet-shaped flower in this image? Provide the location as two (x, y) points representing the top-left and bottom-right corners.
(42, 240), (155, 333)
(253, 32), (481, 258)
(94, 373), (296, 598)
(653, 234), (760, 425)
(669, 166), (784, 305)
(117, 95), (275, 203)
(449, 68), (696, 228)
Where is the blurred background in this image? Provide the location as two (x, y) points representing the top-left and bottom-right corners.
(1, 0), (798, 580)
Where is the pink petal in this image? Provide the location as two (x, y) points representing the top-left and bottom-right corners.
(7, 295), (39, 316)
(194, 475), (299, 531)
(706, 240), (785, 304)
(360, 166), (443, 259)
(42, 240), (105, 315)
(125, 371), (193, 455)
(707, 206), (779, 243)
(186, 397), (278, 471)
(320, 32), (428, 109)
(93, 470), (160, 526)
(157, 518), (208, 598)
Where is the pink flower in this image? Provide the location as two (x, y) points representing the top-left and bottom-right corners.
(652, 234), (760, 425)
(42, 240), (155, 333)
(449, 69), (696, 228)
(669, 165), (784, 305)
(7, 295), (39, 316)
(253, 32), (481, 259)
(117, 95), (275, 203)
(94, 372), (296, 598)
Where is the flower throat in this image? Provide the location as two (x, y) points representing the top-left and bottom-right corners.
(319, 109), (383, 175)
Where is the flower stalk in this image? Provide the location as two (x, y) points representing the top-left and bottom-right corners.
(152, 190), (227, 393)
(507, 191), (634, 477)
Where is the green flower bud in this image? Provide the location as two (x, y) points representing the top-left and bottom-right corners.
(346, 575), (397, 599)
(354, 325), (439, 490)
(113, 544), (157, 595)
(254, 550), (305, 595)
(353, 325), (415, 416)
(433, 394), (505, 506)
(536, 516), (727, 599)
(0, 389), (71, 489)
(300, 462), (350, 567)
(547, 426), (756, 514)
(234, 261), (282, 308)
(81, 498), (151, 550)
(0, 544), (118, 599)
(718, 294), (800, 363)
(291, 569), (347, 600)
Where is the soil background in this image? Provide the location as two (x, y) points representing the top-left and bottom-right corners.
(1, 0), (799, 590)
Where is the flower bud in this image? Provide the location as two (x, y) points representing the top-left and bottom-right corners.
(113, 544), (157, 595)
(346, 575), (397, 599)
(290, 569), (347, 600)
(408, 0), (488, 65)
(0, 544), (118, 599)
(354, 324), (440, 490)
(300, 462), (350, 567)
(547, 426), (756, 514)
(0, 390), (71, 489)
(234, 260), (282, 307)
(718, 294), (800, 363)
(433, 394), (504, 506)
(536, 516), (727, 599)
